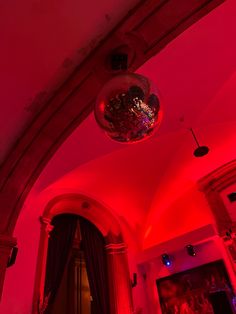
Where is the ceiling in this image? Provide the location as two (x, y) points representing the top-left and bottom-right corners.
(32, 0), (236, 185)
(1, 2), (235, 313)
(8, 0), (236, 246)
(0, 0), (139, 162)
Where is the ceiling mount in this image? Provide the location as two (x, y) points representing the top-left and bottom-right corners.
(190, 128), (209, 158)
(110, 52), (128, 71)
(105, 44), (135, 73)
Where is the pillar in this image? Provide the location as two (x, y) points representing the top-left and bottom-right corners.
(105, 242), (133, 314)
(32, 217), (53, 314)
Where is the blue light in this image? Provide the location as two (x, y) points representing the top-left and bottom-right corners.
(162, 254), (171, 267)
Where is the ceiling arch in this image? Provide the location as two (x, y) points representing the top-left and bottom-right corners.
(0, 0), (219, 236)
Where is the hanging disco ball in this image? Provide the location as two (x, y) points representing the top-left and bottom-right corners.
(94, 73), (162, 143)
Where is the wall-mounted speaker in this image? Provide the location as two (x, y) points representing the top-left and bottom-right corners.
(227, 192), (236, 203)
(7, 246), (18, 268)
(186, 245), (196, 257)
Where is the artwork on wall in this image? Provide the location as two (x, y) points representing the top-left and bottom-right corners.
(156, 260), (235, 314)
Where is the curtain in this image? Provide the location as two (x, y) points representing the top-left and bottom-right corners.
(79, 217), (110, 314)
(43, 214), (78, 314)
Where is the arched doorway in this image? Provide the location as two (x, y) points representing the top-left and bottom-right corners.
(33, 194), (133, 314)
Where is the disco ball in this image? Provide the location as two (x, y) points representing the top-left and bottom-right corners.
(94, 73), (162, 143)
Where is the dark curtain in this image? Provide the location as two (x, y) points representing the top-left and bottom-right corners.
(43, 214), (78, 314)
(79, 217), (110, 314)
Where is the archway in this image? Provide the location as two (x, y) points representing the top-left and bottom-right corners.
(33, 193), (133, 314)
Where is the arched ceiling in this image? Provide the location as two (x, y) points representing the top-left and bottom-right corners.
(11, 0), (236, 246)
(29, 3), (235, 184)
(1, 1), (235, 312)
(0, 0), (139, 162)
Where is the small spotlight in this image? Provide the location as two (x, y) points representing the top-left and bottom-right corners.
(162, 254), (171, 267)
(186, 245), (196, 257)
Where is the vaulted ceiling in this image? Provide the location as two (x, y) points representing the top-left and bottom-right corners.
(0, 0), (139, 162)
(17, 0), (236, 248)
(1, 2), (236, 313)
(1, 0), (236, 247)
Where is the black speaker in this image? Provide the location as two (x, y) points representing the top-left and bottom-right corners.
(228, 192), (236, 203)
(186, 244), (196, 257)
(209, 291), (234, 314)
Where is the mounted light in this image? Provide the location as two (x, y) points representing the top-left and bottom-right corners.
(161, 254), (171, 267)
(189, 128), (209, 157)
(186, 245), (196, 257)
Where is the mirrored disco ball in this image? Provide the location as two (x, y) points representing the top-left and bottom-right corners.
(95, 73), (162, 143)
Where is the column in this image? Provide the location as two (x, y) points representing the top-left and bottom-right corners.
(32, 217), (53, 314)
(0, 234), (17, 300)
(105, 242), (133, 314)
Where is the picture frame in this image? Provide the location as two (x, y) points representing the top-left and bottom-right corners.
(156, 260), (235, 314)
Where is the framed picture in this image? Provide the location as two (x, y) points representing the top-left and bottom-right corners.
(156, 260), (235, 314)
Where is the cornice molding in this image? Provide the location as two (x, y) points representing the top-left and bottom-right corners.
(105, 242), (127, 254)
(199, 159), (236, 192)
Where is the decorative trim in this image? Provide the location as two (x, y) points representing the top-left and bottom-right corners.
(43, 193), (122, 238)
(39, 217), (54, 237)
(32, 217), (53, 314)
(198, 159), (236, 235)
(105, 242), (127, 255)
(199, 159), (236, 192)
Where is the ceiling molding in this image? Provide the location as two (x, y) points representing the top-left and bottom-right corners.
(43, 193), (122, 238)
(199, 159), (236, 192)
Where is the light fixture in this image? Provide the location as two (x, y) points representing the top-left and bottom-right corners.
(95, 52), (162, 143)
(189, 128), (209, 157)
(186, 245), (196, 257)
(161, 254), (171, 267)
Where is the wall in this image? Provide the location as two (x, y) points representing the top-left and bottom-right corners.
(0, 194), (41, 314)
(0, 185), (225, 314)
(0, 188), (236, 314)
(0, 169), (234, 314)
(143, 182), (215, 248)
(0, 190), (142, 314)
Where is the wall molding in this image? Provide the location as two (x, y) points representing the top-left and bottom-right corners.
(199, 159), (236, 235)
